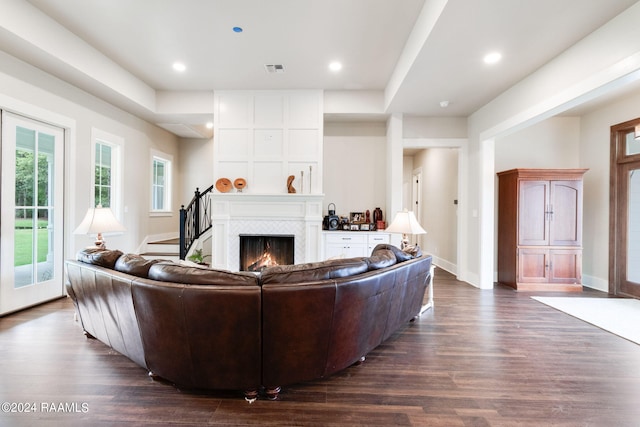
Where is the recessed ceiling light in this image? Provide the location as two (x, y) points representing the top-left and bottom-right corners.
(329, 61), (342, 72)
(172, 62), (186, 72)
(205, 122), (213, 129)
(440, 100), (449, 108)
(483, 52), (502, 64)
(232, 26), (243, 33)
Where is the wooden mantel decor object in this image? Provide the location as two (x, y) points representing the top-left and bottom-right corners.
(497, 168), (588, 292)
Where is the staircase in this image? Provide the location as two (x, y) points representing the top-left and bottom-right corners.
(141, 238), (181, 261)
(139, 185), (213, 262)
(179, 185), (214, 260)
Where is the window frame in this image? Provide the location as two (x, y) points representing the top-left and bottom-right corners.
(150, 149), (173, 216)
(91, 128), (123, 219)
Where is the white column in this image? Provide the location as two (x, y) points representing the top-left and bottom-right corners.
(386, 113), (404, 247)
(479, 138), (495, 289)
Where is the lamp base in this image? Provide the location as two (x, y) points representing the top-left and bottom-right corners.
(400, 233), (409, 249)
(94, 233), (106, 249)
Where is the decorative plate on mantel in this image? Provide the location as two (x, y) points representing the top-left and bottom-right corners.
(215, 178), (232, 193)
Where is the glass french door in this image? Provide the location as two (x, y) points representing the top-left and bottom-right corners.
(625, 164), (640, 281)
(1, 112), (65, 315)
(611, 120), (640, 299)
(617, 161), (640, 297)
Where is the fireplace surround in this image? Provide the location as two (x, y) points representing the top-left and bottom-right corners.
(210, 194), (324, 271)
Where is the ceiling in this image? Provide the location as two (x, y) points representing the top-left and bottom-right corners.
(3, 0), (639, 137)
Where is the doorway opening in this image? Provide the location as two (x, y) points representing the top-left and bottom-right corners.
(403, 146), (459, 275)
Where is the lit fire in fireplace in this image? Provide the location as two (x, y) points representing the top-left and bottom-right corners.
(247, 242), (277, 272)
(240, 234), (294, 272)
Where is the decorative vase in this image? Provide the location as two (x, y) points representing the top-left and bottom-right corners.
(373, 207), (383, 223)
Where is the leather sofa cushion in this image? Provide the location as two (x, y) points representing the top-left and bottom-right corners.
(76, 247), (124, 269)
(365, 248), (397, 270)
(402, 244), (423, 258)
(114, 253), (161, 278)
(261, 258), (368, 284)
(371, 243), (414, 262)
(148, 262), (259, 286)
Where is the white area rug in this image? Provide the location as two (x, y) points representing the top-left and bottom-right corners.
(532, 297), (640, 345)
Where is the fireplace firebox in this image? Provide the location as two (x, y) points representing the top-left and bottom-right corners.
(239, 234), (295, 272)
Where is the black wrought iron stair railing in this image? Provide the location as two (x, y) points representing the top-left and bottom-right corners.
(179, 185), (213, 260)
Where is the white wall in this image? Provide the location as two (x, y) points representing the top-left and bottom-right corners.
(494, 117), (581, 172)
(0, 51), (181, 257)
(213, 90), (323, 195)
(178, 137), (214, 203)
(323, 122), (387, 220)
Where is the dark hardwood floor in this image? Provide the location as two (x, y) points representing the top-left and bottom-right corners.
(2, 268), (640, 426)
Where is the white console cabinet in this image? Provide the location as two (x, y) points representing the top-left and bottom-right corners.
(322, 232), (390, 260)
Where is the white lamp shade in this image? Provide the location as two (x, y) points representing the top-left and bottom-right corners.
(385, 209), (426, 235)
(74, 206), (126, 236)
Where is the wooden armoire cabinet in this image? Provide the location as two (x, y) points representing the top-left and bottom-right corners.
(497, 168), (588, 291)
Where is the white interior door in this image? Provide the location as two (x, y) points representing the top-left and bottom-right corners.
(1, 112), (65, 315)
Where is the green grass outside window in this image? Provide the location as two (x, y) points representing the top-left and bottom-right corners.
(14, 219), (49, 266)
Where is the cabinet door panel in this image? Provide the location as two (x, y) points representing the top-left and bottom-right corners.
(518, 181), (549, 245)
(550, 181), (582, 246)
(346, 245), (368, 258)
(324, 233), (368, 259)
(325, 243), (347, 259)
(518, 248), (549, 283)
(549, 249), (581, 283)
(367, 233), (390, 254)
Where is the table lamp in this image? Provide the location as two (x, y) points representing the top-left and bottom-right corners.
(74, 205), (126, 249)
(385, 209), (426, 250)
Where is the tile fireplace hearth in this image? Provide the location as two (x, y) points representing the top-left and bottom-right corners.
(210, 194), (324, 271)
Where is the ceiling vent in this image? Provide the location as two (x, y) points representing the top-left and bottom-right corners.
(264, 64), (285, 73)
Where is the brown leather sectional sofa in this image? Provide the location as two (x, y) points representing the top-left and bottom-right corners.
(65, 244), (433, 401)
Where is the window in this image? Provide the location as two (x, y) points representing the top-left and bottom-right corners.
(95, 142), (112, 207)
(151, 150), (172, 214)
(91, 128), (122, 215)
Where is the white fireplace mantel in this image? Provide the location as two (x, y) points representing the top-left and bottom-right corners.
(210, 193), (324, 271)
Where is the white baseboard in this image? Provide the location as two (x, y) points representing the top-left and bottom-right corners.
(429, 255), (482, 288)
(581, 274), (609, 293)
(431, 255), (456, 276)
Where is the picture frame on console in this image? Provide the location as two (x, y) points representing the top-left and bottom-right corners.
(350, 212), (365, 224)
